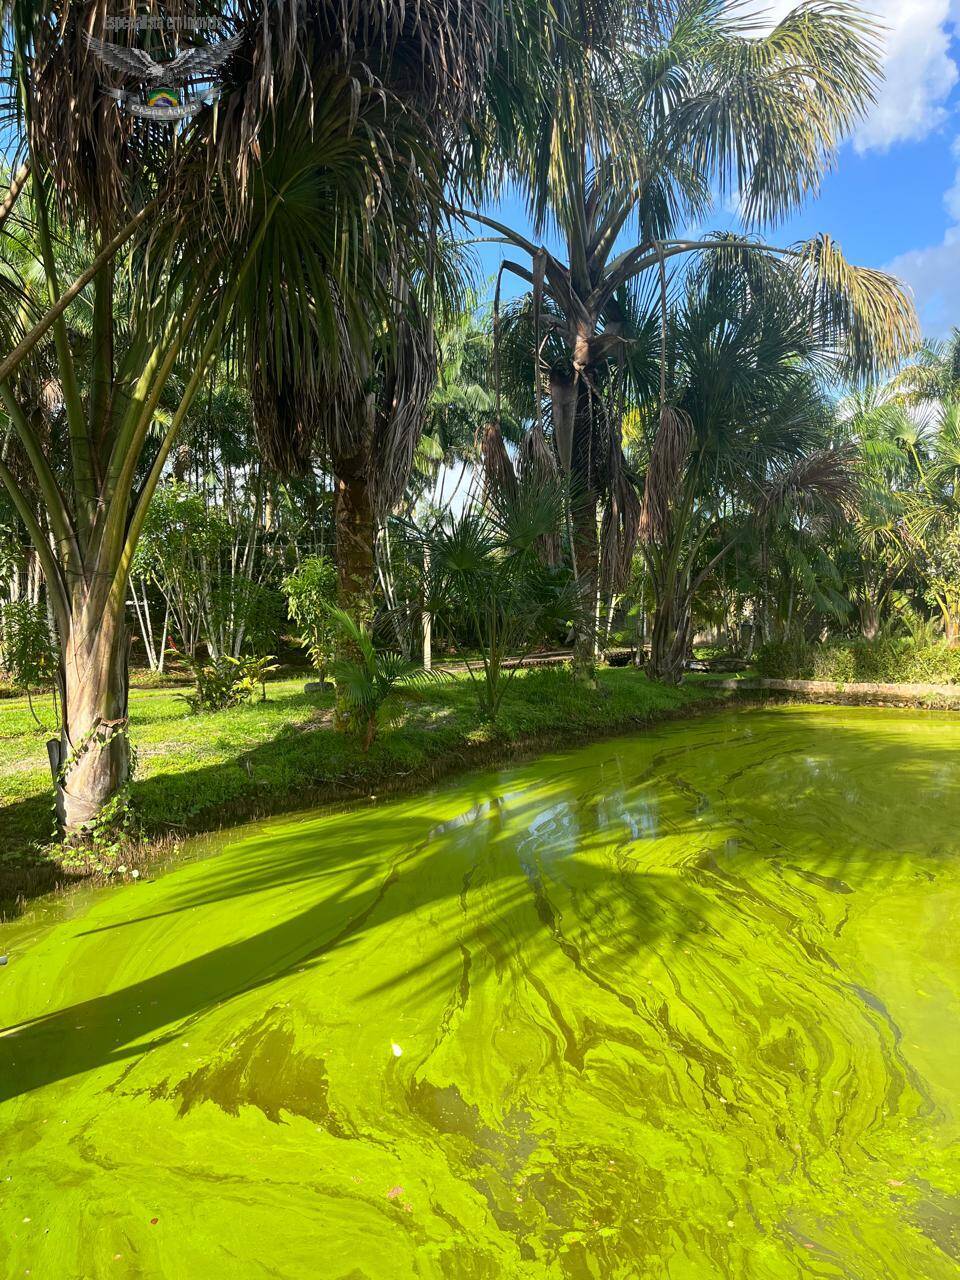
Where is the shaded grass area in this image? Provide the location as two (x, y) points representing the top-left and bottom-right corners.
(0, 666), (727, 916)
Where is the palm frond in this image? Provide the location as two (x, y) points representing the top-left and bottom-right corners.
(797, 234), (920, 379)
(678, 1), (881, 227)
(639, 403), (693, 542)
(759, 444), (858, 524)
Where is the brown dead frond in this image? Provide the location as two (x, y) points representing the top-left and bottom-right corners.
(600, 430), (641, 592)
(519, 423), (561, 563)
(480, 420), (517, 501)
(758, 444), (858, 526)
(639, 404), (693, 543)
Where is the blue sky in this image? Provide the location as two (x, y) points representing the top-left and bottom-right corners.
(471, 1), (960, 338)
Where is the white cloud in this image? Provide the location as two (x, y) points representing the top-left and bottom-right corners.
(758, 2), (960, 334)
(887, 227), (960, 336)
(759, 0), (959, 153)
(945, 136), (960, 220)
(887, 123), (960, 336)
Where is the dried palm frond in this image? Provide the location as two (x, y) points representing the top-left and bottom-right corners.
(23, 0), (495, 237)
(520, 420), (558, 486)
(758, 444), (858, 526)
(639, 403), (692, 543)
(194, 0), (500, 221)
(518, 422), (560, 563)
(249, 355), (330, 476)
(27, 0), (187, 228)
(372, 311), (436, 518)
(480, 419), (517, 500)
(600, 429), (641, 592)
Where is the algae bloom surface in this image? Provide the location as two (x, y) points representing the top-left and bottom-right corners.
(1, 704), (958, 1278)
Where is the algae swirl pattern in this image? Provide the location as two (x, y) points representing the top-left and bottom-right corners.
(0, 705), (958, 1278)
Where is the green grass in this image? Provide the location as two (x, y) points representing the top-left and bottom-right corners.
(0, 666), (727, 914)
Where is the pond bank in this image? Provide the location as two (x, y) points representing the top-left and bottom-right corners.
(0, 670), (734, 915)
(7, 665), (953, 917)
(704, 675), (960, 709)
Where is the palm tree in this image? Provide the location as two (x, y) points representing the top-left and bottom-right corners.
(888, 330), (960, 410)
(624, 252), (857, 681)
(423, 477), (581, 718)
(469, 0), (917, 676)
(393, 298), (504, 663)
(834, 386), (914, 638)
(862, 347), (960, 643)
(899, 407), (960, 645)
(326, 605), (443, 751)
(235, 3), (544, 641)
(0, 0), (496, 834)
(411, 297), (503, 511)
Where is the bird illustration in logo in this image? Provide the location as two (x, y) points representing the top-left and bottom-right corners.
(85, 32), (240, 120)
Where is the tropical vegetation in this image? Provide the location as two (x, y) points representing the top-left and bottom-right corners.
(1, 0), (953, 875)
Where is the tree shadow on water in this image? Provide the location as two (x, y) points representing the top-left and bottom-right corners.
(0, 785), (711, 1104)
(1, 709), (956, 1105)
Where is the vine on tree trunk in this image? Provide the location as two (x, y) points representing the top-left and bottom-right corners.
(52, 717), (139, 864)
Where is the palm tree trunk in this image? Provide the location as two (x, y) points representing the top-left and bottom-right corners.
(570, 380), (599, 679)
(860, 598), (880, 641)
(334, 443), (377, 735)
(647, 595), (689, 684)
(421, 544), (432, 670)
(646, 571), (690, 685)
(335, 463), (376, 629)
(944, 610), (959, 648)
(52, 583), (130, 837)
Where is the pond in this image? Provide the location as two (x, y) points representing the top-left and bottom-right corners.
(1, 704), (958, 1278)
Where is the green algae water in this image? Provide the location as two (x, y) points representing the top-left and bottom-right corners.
(1, 704), (958, 1279)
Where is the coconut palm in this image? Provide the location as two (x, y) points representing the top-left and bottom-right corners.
(469, 0), (918, 676)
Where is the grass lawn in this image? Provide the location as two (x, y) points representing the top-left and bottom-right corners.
(0, 665), (727, 915)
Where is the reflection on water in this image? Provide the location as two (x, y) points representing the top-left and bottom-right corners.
(1, 705), (958, 1278)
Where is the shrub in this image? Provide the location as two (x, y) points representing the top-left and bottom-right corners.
(424, 481), (584, 721)
(754, 639), (813, 680)
(326, 606), (443, 750)
(181, 653), (278, 713)
(208, 580), (286, 657)
(283, 556), (338, 679)
(894, 642), (960, 683)
(811, 644), (856, 683)
(0, 600), (59, 724)
(755, 637), (960, 685)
